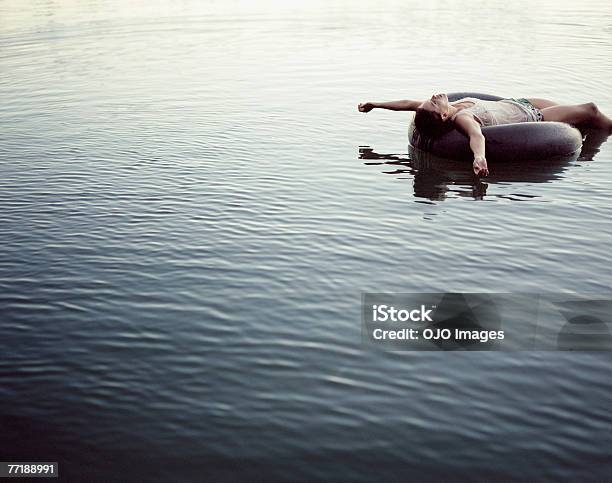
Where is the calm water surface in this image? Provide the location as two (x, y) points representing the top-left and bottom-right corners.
(1, 0), (612, 481)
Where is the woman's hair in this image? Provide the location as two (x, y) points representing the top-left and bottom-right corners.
(414, 108), (454, 138)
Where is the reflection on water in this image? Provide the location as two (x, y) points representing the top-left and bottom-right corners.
(360, 125), (609, 202)
(579, 127), (611, 161)
(359, 146), (574, 201)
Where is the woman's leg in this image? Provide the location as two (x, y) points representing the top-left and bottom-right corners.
(526, 98), (560, 109)
(541, 102), (612, 130)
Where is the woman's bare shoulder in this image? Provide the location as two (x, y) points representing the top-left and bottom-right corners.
(452, 110), (482, 131)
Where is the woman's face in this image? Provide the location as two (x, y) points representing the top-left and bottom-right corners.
(420, 93), (449, 119)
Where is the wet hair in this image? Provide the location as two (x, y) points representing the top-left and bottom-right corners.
(413, 107), (454, 138)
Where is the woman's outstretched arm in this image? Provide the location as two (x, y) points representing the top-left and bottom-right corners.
(454, 114), (489, 176)
(358, 100), (421, 112)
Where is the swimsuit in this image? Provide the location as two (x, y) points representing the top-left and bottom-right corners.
(450, 97), (544, 126)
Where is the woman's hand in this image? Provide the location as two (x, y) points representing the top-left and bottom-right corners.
(358, 100), (420, 112)
(473, 156), (489, 177)
(454, 115), (488, 176)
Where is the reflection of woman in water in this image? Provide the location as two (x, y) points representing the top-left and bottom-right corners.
(358, 93), (612, 176)
(358, 143), (604, 202)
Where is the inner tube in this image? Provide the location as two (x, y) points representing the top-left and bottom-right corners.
(408, 92), (583, 162)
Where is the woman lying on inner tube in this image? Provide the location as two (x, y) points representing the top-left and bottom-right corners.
(358, 94), (612, 176)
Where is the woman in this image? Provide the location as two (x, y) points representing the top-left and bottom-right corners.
(358, 94), (612, 176)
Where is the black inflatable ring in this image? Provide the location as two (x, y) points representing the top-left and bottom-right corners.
(408, 92), (583, 162)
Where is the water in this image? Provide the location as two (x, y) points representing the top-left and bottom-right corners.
(1, 0), (612, 480)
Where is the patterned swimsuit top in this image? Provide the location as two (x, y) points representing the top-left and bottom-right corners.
(450, 97), (539, 126)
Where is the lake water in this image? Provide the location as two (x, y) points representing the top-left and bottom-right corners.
(1, 0), (612, 481)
